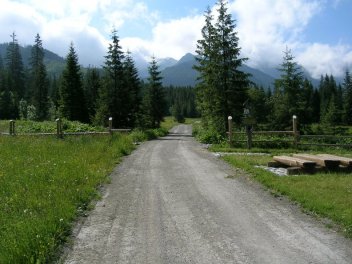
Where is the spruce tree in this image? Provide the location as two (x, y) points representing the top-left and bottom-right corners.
(123, 51), (141, 127)
(84, 67), (101, 122)
(0, 55), (14, 119)
(195, 0), (249, 134)
(29, 34), (49, 120)
(271, 47), (304, 129)
(343, 70), (352, 124)
(95, 30), (126, 127)
(5, 32), (25, 117)
(140, 57), (166, 128)
(319, 74), (337, 123)
(0, 55), (3, 70)
(59, 43), (88, 122)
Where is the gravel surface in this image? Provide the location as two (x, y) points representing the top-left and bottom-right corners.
(64, 125), (352, 264)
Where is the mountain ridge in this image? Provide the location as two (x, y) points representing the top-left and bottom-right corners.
(0, 43), (324, 87)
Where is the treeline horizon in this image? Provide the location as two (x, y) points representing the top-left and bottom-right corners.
(0, 31), (194, 129)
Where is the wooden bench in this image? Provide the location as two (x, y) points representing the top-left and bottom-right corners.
(273, 156), (316, 169)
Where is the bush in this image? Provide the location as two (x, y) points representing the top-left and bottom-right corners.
(192, 124), (225, 144)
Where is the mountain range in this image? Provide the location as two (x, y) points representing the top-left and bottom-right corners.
(1, 43), (323, 88)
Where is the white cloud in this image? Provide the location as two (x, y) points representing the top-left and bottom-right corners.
(121, 15), (204, 60)
(229, 0), (322, 68)
(297, 43), (352, 78)
(227, 0), (352, 78)
(0, 0), (150, 65)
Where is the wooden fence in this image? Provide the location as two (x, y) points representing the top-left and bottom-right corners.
(227, 115), (352, 149)
(0, 118), (131, 138)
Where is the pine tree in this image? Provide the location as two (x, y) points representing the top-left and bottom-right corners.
(140, 57), (166, 128)
(271, 47), (304, 129)
(95, 30), (125, 127)
(343, 70), (352, 124)
(195, 0), (249, 134)
(123, 51), (141, 127)
(5, 32), (25, 117)
(59, 43), (88, 122)
(247, 86), (268, 124)
(84, 67), (101, 122)
(0, 55), (3, 70)
(319, 74), (337, 123)
(29, 34), (49, 120)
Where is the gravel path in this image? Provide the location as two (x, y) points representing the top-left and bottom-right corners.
(64, 125), (352, 264)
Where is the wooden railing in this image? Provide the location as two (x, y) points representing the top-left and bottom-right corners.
(0, 118), (131, 138)
(227, 115), (352, 149)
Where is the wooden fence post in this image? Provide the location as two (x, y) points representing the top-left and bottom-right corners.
(109, 117), (113, 135)
(228, 116), (233, 146)
(56, 118), (63, 138)
(9, 120), (15, 136)
(293, 115), (298, 148)
(246, 125), (252, 150)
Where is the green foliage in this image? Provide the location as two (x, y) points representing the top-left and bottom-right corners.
(5, 32), (25, 118)
(165, 86), (199, 118)
(59, 43), (89, 123)
(172, 103), (185, 123)
(139, 57), (166, 129)
(123, 51), (141, 127)
(195, 0), (249, 135)
(343, 70), (352, 125)
(270, 48), (305, 129)
(0, 119), (104, 134)
(95, 32), (140, 128)
(83, 67), (101, 122)
(95, 30), (125, 127)
(192, 122), (225, 144)
(29, 34), (49, 121)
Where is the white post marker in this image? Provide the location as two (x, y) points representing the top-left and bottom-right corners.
(228, 116), (233, 146)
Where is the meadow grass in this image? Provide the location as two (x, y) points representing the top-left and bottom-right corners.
(0, 134), (135, 263)
(223, 154), (352, 237)
(0, 118), (180, 263)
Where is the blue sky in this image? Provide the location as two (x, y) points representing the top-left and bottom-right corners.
(0, 0), (351, 78)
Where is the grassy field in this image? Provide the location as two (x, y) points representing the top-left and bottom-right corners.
(222, 152), (352, 238)
(0, 118), (177, 263)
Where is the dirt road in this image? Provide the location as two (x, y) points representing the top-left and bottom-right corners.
(64, 125), (352, 264)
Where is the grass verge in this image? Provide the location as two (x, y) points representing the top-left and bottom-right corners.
(223, 154), (352, 238)
(0, 134), (135, 263)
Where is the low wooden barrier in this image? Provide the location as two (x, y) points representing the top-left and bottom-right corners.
(227, 115), (352, 149)
(0, 118), (131, 138)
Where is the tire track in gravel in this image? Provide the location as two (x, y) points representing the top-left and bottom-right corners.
(64, 124), (352, 264)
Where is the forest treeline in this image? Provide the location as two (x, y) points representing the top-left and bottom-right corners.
(0, 31), (172, 129)
(247, 49), (352, 133)
(0, 0), (351, 134)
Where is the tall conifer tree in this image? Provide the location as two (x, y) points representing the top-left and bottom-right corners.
(29, 34), (49, 120)
(140, 57), (166, 128)
(84, 67), (101, 123)
(343, 70), (352, 124)
(195, 0), (249, 134)
(5, 32), (25, 117)
(95, 30), (126, 126)
(123, 51), (141, 127)
(271, 48), (304, 129)
(59, 43), (88, 122)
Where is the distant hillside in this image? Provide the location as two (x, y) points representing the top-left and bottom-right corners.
(160, 53), (276, 88)
(0, 43), (65, 76)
